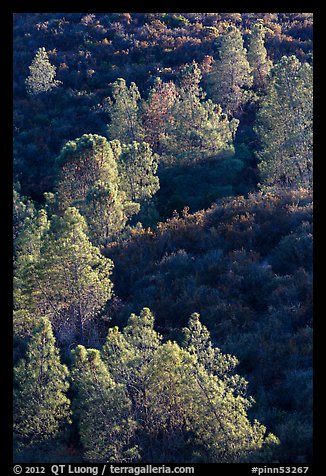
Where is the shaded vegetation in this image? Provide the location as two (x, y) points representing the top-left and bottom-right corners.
(13, 12), (313, 464)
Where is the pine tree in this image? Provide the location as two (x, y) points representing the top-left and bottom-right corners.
(102, 308), (162, 396)
(247, 22), (272, 91)
(84, 180), (136, 246)
(101, 326), (135, 385)
(71, 346), (139, 462)
(142, 77), (178, 153)
(32, 207), (114, 345)
(162, 61), (238, 164)
(14, 208), (50, 312)
(101, 308), (279, 462)
(13, 318), (71, 448)
(255, 55), (313, 189)
(118, 142), (160, 204)
(56, 134), (120, 211)
(56, 134), (135, 244)
(183, 313), (247, 397)
(107, 78), (144, 143)
(25, 47), (61, 95)
(179, 312), (279, 462)
(207, 26), (253, 116)
(13, 185), (36, 244)
(179, 60), (204, 95)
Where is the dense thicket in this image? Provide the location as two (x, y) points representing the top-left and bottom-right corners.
(13, 12), (313, 201)
(13, 12), (313, 465)
(105, 189), (313, 462)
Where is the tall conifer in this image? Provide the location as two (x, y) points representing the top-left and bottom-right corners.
(207, 26), (253, 116)
(14, 318), (71, 448)
(255, 55), (313, 189)
(25, 47), (61, 95)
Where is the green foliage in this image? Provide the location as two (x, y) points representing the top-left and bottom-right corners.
(14, 318), (71, 449)
(207, 26), (253, 116)
(13, 309), (39, 365)
(84, 180), (133, 246)
(13, 13), (313, 464)
(106, 189), (312, 463)
(56, 133), (120, 210)
(32, 207), (114, 345)
(14, 208), (50, 311)
(56, 134), (160, 243)
(14, 14), (313, 201)
(118, 142), (160, 202)
(13, 185), (36, 244)
(25, 47), (61, 95)
(247, 22), (273, 91)
(183, 313), (247, 395)
(255, 55), (313, 189)
(56, 134), (133, 244)
(101, 309), (278, 462)
(71, 346), (138, 462)
(162, 61), (238, 164)
(102, 308), (162, 393)
(107, 78), (144, 143)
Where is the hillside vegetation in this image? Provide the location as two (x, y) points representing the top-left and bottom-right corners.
(13, 12), (313, 464)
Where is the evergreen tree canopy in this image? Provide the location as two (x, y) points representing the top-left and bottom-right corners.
(118, 142), (160, 204)
(255, 55), (313, 189)
(71, 346), (138, 462)
(207, 26), (253, 116)
(12, 12), (313, 465)
(32, 207), (114, 345)
(162, 61), (238, 164)
(183, 312), (246, 392)
(14, 208), (50, 312)
(56, 134), (134, 244)
(14, 318), (71, 448)
(100, 308), (279, 462)
(25, 47), (61, 95)
(56, 134), (120, 211)
(13, 185), (36, 244)
(247, 21), (273, 91)
(107, 78), (144, 143)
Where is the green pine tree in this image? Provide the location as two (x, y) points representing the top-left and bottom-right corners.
(14, 208), (50, 312)
(247, 21), (273, 91)
(183, 313), (248, 399)
(32, 207), (114, 346)
(13, 185), (36, 245)
(101, 308), (279, 462)
(118, 142), (160, 209)
(102, 308), (162, 395)
(107, 78), (144, 143)
(84, 180), (136, 246)
(71, 345), (139, 462)
(162, 61), (238, 164)
(56, 134), (120, 211)
(13, 318), (71, 449)
(25, 47), (61, 95)
(56, 134), (135, 244)
(255, 55), (313, 189)
(207, 26), (253, 116)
